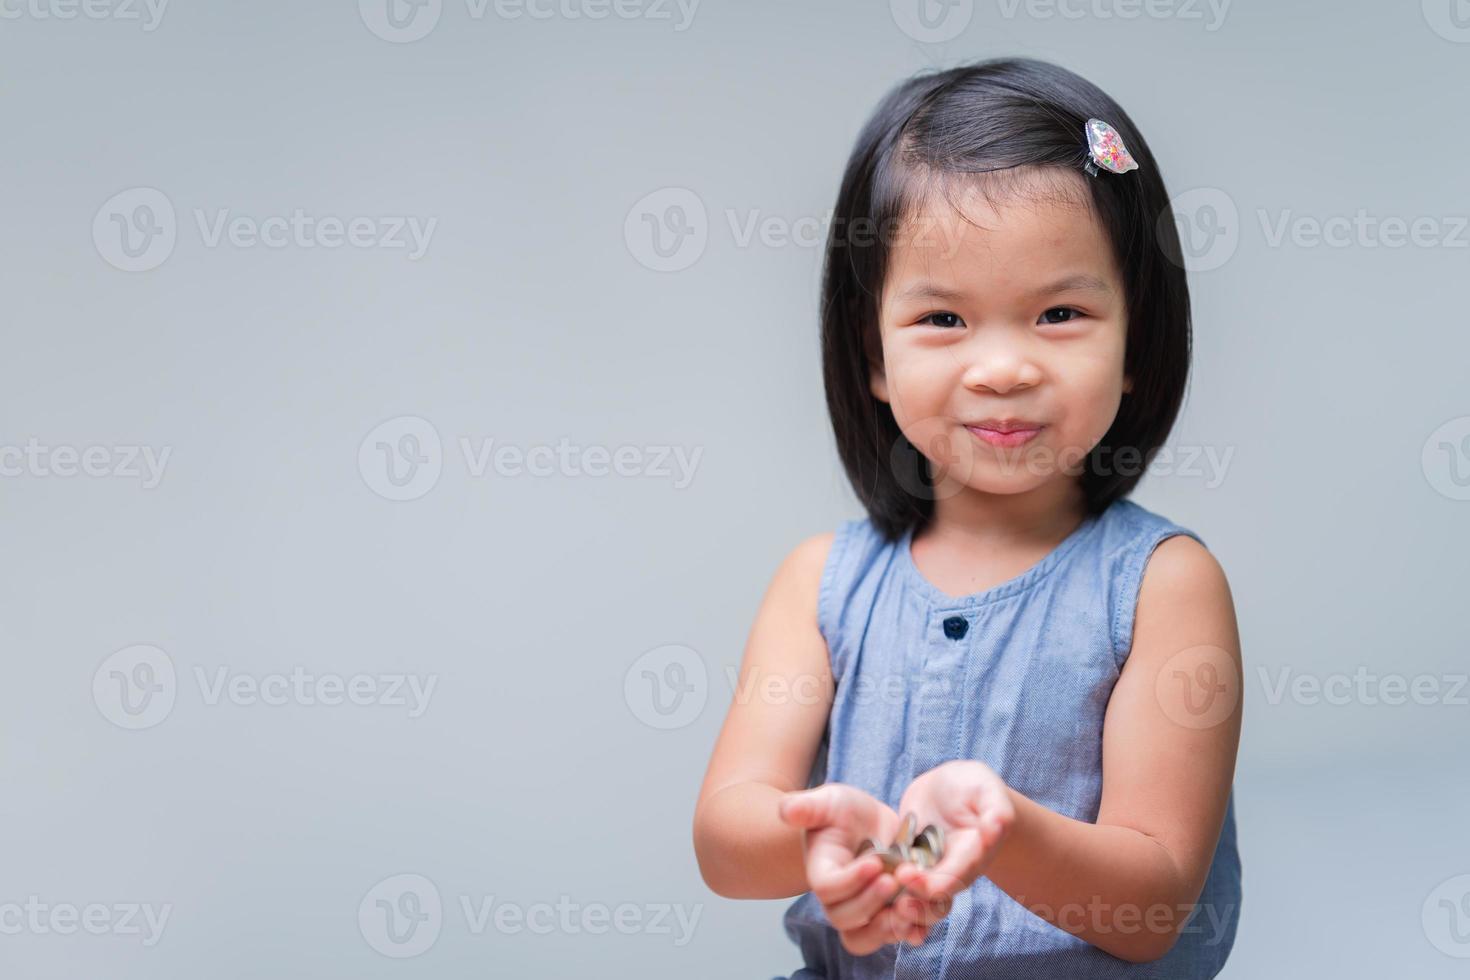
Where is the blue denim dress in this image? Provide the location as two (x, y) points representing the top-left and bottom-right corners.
(780, 498), (1241, 979)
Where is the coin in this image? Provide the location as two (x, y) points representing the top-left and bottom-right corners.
(918, 824), (945, 859)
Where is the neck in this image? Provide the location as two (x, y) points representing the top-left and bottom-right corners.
(923, 477), (1089, 547)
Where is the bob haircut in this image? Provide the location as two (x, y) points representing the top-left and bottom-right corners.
(821, 57), (1193, 542)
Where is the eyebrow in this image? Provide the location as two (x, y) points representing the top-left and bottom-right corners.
(895, 274), (1113, 303)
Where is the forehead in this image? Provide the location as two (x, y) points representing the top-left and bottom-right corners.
(882, 167), (1118, 302)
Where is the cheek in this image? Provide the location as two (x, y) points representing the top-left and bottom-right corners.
(1052, 350), (1127, 441)
(881, 347), (950, 421)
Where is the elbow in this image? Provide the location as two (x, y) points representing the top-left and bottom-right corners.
(692, 830), (758, 899)
(1113, 933), (1178, 965)
(691, 812), (738, 899)
(1106, 892), (1196, 964)
(693, 842), (733, 898)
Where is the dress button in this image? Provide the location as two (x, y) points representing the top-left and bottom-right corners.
(942, 616), (968, 640)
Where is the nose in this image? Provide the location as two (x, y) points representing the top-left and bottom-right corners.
(959, 336), (1042, 394)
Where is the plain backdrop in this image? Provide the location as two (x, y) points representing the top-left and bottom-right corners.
(2, 1), (1467, 977)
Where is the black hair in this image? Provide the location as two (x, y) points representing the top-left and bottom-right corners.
(821, 57), (1192, 542)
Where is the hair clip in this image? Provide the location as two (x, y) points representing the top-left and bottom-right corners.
(1083, 118), (1138, 177)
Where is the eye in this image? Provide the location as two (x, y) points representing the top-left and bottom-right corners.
(1039, 307), (1085, 325)
(918, 311), (964, 328)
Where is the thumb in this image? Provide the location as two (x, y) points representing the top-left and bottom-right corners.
(777, 787), (832, 828)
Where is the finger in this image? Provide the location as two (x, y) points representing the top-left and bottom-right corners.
(808, 851), (884, 907)
(890, 890), (953, 927)
(825, 870), (901, 931)
(777, 787), (841, 830)
(875, 903), (932, 947)
(903, 833), (982, 904)
(838, 905), (914, 955)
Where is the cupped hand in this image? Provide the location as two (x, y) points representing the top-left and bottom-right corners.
(778, 784), (930, 953)
(887, 761), (1016, 932)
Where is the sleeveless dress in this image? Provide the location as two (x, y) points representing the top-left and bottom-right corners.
(779, 497), (1241, 979)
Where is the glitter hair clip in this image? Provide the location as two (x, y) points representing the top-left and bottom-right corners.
(1083, 118), (1139, 177)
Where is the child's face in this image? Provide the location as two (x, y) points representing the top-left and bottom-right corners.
(871, 169), (1132, 500)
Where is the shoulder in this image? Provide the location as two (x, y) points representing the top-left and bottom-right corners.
(1103, 499), (1235, 661)
(1139, 534), (1233, 616)
(776, 517), (876, 587)
(764, 528), (841, 617)
(1131, 526), (1239, 672)
(776, 530), (837, 600)
(1110, 498), (1230, 604)
(768, 518), (886, 642)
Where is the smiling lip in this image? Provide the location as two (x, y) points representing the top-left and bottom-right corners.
(965, 421), (1044, 448)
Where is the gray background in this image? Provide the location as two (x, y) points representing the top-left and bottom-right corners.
(2, 0), (1468, 976)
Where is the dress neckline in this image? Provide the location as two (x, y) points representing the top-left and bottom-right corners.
(896, 505), (1108, 608)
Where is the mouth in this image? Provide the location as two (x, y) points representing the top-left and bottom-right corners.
(965, 420), (1044, 448)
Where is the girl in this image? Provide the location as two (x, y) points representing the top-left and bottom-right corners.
(692, 58), (1242, 979)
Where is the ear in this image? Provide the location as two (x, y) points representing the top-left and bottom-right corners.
(869, 356), (889, 404)
(1122, 373), (1134, 396)
(866, 324), (889, 404)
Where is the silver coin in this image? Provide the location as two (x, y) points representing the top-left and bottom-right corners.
(918, 824), (945, 860)
(898, 812), (917, 848)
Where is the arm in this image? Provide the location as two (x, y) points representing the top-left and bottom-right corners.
(692, 532), (836, 900)
(981, 535), (1243, 962)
